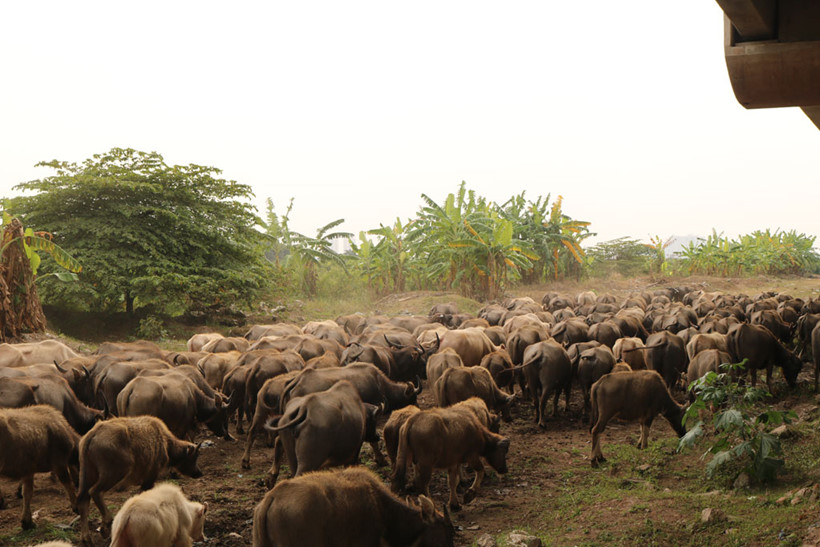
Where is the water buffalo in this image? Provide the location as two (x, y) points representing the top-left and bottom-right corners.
(392, 404), (510, 510)
(590, 370), (686, 467)
(264, 380), (379, 486)
(0, 405), (79, 530)
(77, 416), (203, 544)
(253, 467), (454, 547)
(728, 323), (802, 391)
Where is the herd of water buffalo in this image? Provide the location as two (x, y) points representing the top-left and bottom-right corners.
(1, 285), (819, 546)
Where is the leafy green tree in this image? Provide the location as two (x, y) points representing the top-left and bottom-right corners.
(9, 148), (271, 315)
(585, 237), (656, 277)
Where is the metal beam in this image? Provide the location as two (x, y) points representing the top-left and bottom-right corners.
(716, 0), (777, 40)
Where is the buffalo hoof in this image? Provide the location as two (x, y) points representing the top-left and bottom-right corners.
(224, 433), (236, 442)
(463, 489), (477, 505)
(538, 420), (548, 429)
(21, 518), (35, 530)
(590, 456), (606, 468)
(0, 496), (6, 510)
(264, 474), (278, 490)
(241, 459), (251, 470)
(448, 501), (462, 512)
(236, 426), (245, 435)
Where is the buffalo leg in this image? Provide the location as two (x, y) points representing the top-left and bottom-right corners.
(446, 466), (461, 511)
(54, 465), (77, 511)
(369, 440), (388, 467)
(0, 487), (5, 510)
(638, 420), (654, 449)
(563, 381), (572, 413)
(537, 388), (551, 428)
(590, 418), (608, 467)
(463, 456), (485, 505)
(78, 494), (92, 544)
(241, 413), (268, 469)
(530, 385), (541, 424)
(20, 475), (34, 530)
(264, 438), (285, 489)
(412, 465), (433, 501)
(765, 366), (774, 394)
(92, 489), (113, 532)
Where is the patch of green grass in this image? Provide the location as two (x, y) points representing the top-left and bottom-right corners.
(1, 522), (76, 545)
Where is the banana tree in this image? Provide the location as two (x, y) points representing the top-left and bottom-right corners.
(0, 214), (81, 340)
(287, 219), (351, 296)
(451, 213), (537, 300)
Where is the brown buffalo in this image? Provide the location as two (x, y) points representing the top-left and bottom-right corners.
(253, 467), (453, 547)
(686, 349), (732, 386)
(281, 362), (421, 414)
(588, 322), (622, 349)
(577, 346), (616, 419)
(813, 323), (820, 392)
(244, 349), (305, 418)
(434, 366), (513, 421)
(302, 320), (349, 346)
(0, 340), (79, 368)
(240, 370), (302, 470)
(685, 333), (729, 361)
(76, 416), (203, 544)
(521, 341), (573, 427)
(201, 336), (250, 354)
(197, 351), (241, 390)
(479, 349), (515, 393)
(392, 404), (510, 510)
(244, 323), (302, 341)
(341, 343), (394, 377)
(589, 370), (686, 466)
(264, 380), (379, 487)
(94, 359), (172, 416)
(117, 374), (230, 441)
(437, 328), (500, 368)
(186, 332), (223, 352)
(0, 374), (102, 434)
(613, 337), (647, 370)
(425, 348), (464, 388)
(0, 405), (79, 530)
(727, 323), (802, 391)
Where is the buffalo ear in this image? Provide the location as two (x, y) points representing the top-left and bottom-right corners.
(200, 502), (208, 515)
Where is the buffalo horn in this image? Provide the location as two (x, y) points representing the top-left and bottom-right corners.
(384, 334), (404, 349)
(53, 360), (68, 373)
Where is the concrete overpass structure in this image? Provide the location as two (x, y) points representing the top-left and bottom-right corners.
(717, 0), (820, 128)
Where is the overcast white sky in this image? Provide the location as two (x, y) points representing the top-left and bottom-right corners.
(1, 1), (818, 247)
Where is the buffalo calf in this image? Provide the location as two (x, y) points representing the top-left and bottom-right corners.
(110, 483), (207, 547)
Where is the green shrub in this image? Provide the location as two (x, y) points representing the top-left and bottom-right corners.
(136, 315), (168, 340)
(678, 361), (797, 483)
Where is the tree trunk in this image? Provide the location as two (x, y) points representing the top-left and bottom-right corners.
(125, 291), (134, 315)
